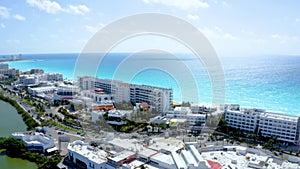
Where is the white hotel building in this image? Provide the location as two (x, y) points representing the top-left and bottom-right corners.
(258, 113), (300, 144)
(225, 106), (262, 133)
(225, 105), (300, 144)
(129, 84), (173, 113)
(78, 76), (173, 112)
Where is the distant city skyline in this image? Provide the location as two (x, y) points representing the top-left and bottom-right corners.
(0, 0), (300, 57)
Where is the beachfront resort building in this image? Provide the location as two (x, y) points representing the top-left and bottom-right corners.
(78, 76), (131, 102)
(129, 84), (173, 112)
(0, 63), (21, 78)
(258, 112), (300, 144)
(78, 76), (173, 112)
(225, 105), (262, 133)
(225, 104), (300, 144)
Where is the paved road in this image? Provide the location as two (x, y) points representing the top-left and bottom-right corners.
(16, 100), (42, 124)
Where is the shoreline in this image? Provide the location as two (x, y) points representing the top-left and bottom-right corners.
(5, 53), (300, 116)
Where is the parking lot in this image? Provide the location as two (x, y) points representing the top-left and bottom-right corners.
(45, 126), (93, 155)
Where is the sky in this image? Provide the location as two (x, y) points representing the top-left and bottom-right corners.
(0, 0), (300, 57)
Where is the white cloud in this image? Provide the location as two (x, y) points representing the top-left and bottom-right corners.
(0, 6), (26, 21)
(0, 23), (5, 28)
(211, 0), (231, 7)
(199, 26), (237, 40)
(143, 0), (209, 10)
(84, 23), (104, 33)
(67, 5), (90, 15)
(214, 26), (223, 32)
(0, 6), (10, 19)
(271, 34), (298, 43)
(187, 14), (199, 20)
(241, 29), (256, 36)
(26, 0), (90, 15)
(26, 0), (62, 14)
(84, 25), (98, 33)
(221, 1), (230, 7)
(14, 14), (26, 21)
(223, 33), (237, 40)
(296, 18), (300, 22)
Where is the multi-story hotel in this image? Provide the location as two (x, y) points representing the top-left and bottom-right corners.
(225, 104), (300, 144)
(225, 105), (262, 133)
(129, 84), (173, 112)
(258, 112), (300, 144)
(78, 76), (173, 112)
(78, 76), (131, 102)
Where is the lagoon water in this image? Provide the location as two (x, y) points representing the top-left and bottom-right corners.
(8, 53), (300, 116)
(0, 101), (27, 137)
(0, 100), (37, 169)
(0, 154), (37, 169)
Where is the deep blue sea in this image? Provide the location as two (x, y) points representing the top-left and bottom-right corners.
(7, 53), (300, 116)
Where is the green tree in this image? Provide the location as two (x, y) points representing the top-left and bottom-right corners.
(3, 137), (27, 157)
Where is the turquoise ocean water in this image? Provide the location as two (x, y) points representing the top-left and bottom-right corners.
(7, 53), (300, 116)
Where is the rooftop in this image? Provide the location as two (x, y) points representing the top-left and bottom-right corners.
(109, 150), (136, 162)
(150, 152), (174, 166)
(68, 140), (107, 164)
(227, 108), (265, 115)
(108, 109), (131, 117)
(174, 107), (191, 112)
(108, 138), (141, 152)
(125, 159), (145, 168)
(147, 138), (184, 152)
(201, 146), (300, 169)
(261, 112), (299, 122)
(138, 148), (158, 158)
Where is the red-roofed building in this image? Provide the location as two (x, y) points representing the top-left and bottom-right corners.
(206, 160), (223, 169)
(93, 104), (114, 111)
(139, 102), (150, 111)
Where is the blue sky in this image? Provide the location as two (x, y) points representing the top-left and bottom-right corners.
(0, 0), (299, 56)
